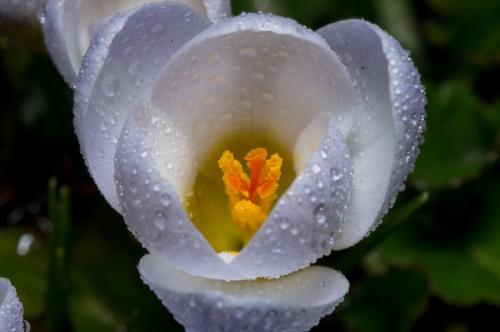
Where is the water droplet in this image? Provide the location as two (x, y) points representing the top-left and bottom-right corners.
(251, 72), (264, 82)
(312, 163), (321, 174)
(101, 75), (120, 98)
(128, 60), (139, 76)
(238, 48), (257, 58)
(207, 53), (220, 63)
(154, 212), (166, 230)
(320, 149), (328, 159)
(278, 50), (290, 59)
(331, 168), (343, 181)
(280, 219), (290, 230)
(314, 204), (326, 224)
(261, 92), (275, 103)
(161, 194), (171, 207)
(150, 23), (164, 34)
(240, 100), (252, 110)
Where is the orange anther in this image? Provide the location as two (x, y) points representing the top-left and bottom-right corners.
(218, 148), (282, 231)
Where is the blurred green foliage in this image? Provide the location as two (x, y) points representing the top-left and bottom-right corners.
(1, 0), (499, 331)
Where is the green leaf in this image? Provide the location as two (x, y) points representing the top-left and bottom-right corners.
(411, 81), (488, 189)
(425, 0), (500, 66)
(336, 269), (429, 332)
(325, 192), (428, 272)
(68, 205), (182, 332)
(47, 180), (72, 331)
(380, 226), (500, 306)
(379, 176), (500, 306)
(469, 176), (500, 279)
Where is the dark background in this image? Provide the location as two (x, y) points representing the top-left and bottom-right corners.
(1, 0), (499, 331)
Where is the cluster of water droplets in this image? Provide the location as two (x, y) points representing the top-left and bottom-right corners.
(232, 122), (352, 278)
(315, 20), (426, 248)
(140, 258), (347, 332)
(73, 3), (210, 211)
(0, 278), (25, 332)
(372, 28), (427, 230)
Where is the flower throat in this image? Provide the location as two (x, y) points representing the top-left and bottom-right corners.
(184, 131), (295, 253)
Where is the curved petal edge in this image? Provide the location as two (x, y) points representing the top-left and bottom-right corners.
(139, 255), (349, 332)
(0, 278), (26, 332)
(318, 19), (426, 249)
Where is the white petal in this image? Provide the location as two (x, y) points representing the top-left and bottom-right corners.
(115, 13), (356, 280)
(139, 254), (349, 332)
(116, 103), (352, 280)
(203, 0), (232, 22)
(0, 278), (25, 332)
(150, 13), (356, 157)
(293, 112), (331, 173)
(115, 105), (247, 280)
(318, 19), (426, 249)
(41, 0), (225, 84)
(74, 2), (210, 211)
(231, 120), (352, 279)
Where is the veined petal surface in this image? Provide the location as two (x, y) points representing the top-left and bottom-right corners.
(0, 278), (25, 332)
(139, 254), (349, 332)
(74, 1), (210, 211)
(318, 19), (426, 249)
(41, 0), (229, 84)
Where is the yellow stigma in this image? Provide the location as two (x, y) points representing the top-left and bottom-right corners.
(218, 148), (283, 232)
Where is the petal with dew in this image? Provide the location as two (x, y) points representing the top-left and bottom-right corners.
(318, 19), (426, 250)
(231, 121), (352, 279)
(74, 1), (211, 211)
(41, 0), (230, 84)
(115, 105), (247, 280)
(139, 254), (348, 332)
(203, 0), (231, 23)
(0, 278), (26, 332)
(115, 13), (355, 280)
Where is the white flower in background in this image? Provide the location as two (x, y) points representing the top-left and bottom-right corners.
(40, 0), (231, 85)
(0, 277), (27, 332)
(0, 0), (42, 26)
(40, 0), (425, 331)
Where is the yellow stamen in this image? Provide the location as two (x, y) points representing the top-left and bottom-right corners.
(218, 148), (283, 232)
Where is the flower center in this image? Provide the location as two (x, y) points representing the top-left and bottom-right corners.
(184, 131), (295, 252)
(218, 148), (282, 232)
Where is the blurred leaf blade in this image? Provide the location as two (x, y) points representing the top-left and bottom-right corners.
(326, 192), (429, 272)
(48, 179), (72, 331)
(411, 81), (489, 189)
(335, 269), (429, 332)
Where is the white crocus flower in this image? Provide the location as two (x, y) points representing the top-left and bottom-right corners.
(41, 0), (231, 85)
(44, 1), (425, 330)
(0, 277), (26, 332)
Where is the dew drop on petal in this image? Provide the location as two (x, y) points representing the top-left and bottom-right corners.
(154, 211), (166, 230)
(101, 75), (120, 98)
(161, 194), (171, 207)
(311, 163), (321, 174)
(128, 60), (139, 76)
(150, 23), (164, 34)
(280, 218), (290, 230)
(314, 203), (326, 224)
(238, 47), (257, 58)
